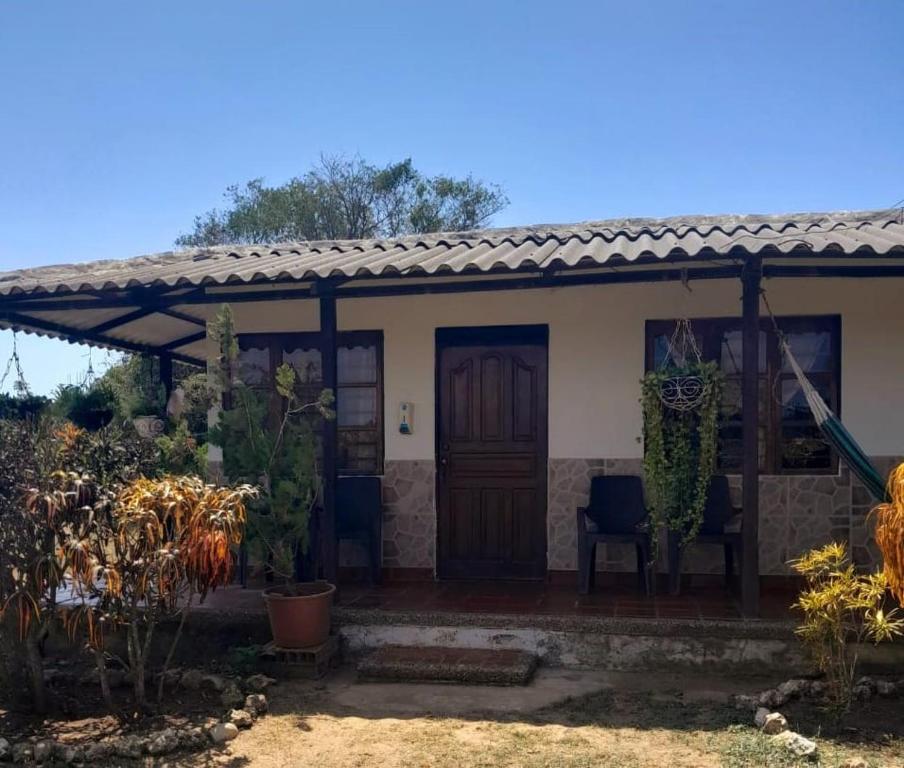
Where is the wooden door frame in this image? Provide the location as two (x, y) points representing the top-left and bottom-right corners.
(434, 324), (550, 580)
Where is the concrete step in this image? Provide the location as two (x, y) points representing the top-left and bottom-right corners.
(357, 645), (539, 685)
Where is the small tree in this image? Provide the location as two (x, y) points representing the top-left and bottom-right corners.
(176, 155), (508, 247)
(63, 475), (254, 709)
(208, 305), (334, 587)
(791, 542), (904, 717)
(0, 418), (65, 712)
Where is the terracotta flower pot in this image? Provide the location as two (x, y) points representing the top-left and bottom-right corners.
(263, 581), (336, 649)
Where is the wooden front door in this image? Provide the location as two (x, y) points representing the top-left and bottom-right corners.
(437, 329), (548, 580)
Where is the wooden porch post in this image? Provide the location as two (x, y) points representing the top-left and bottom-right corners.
(741, 255), (762, 617)
(159, 353), (174, 401)
(319, 284), (339, 585)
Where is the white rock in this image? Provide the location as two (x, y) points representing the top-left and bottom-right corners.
(12, 743), (33, 763)
(146, 728), (180, 756)
(0, 738), (10, 760)
(208, 722), (239, 744)
(777, 679), (809, 700)
(852, 683), (873, 701)
(808, 680), (827, 698)
(178, 726), (208, 750)
(33, 740), (54, 763)
(876, 679), (897, 696)
(757, 688), (787, 708)
(228, 709), (254, 729)
(83, 742), (113, 761)
(839, 757), (869, 768)
(244, 693), (268, 717)
(220, 681), (245, 708)
(113, 735), (144, 758)
(772, 731), (818, 759)
(245, 674), (277, 692)
(201, 673), (229, 692)
(733, 694), (758, 712)
(53, 743), (82, 764)
(761, 712), (789, 735)
(180, 669), (204, 689)
(754, 707), (770, 728)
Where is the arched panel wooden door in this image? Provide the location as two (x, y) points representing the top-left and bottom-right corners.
(437, 328), (548, 580)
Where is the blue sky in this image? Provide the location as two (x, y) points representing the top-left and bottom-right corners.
(1, 1), (903, 394)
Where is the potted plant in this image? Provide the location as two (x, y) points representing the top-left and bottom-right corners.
(120, 356), (167, 437)
(208, 305), (337, 648)
(640, 320), (725, 593)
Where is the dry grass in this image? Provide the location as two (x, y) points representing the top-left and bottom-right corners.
(158, 682), (904, 768)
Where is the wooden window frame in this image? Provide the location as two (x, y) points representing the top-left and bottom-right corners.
(644, 315), (841, 476)
(238, 330), (385, 475)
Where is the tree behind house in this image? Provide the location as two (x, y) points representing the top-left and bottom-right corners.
(176, 155), (508, 247)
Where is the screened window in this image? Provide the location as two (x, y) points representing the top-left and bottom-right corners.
(645, 316), (841, 474)
(238, 331), (384, 475)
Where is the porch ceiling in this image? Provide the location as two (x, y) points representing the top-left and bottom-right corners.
(1, 208), (903, 362)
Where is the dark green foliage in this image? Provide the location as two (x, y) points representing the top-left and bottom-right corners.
(156, 419), (207, 476)
(0, 392), (50, 420)
(641, 361), (724, 549)
(207, 304), (334, 583)
(52, 382), (118, 430)
(176, 155), (508, 247)
(99, 354), (166, 418)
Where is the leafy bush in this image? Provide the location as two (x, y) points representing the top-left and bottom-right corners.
(208, 304), (334, 586)
(62, 475), (254, 708)
(791, 542), (904, 716)
(0, 392), (50, 420)
(156, 419), (207, 476)
(873, 461), (904, 604)
(641, 360), (724, 549)
(0, 418), (160, 711)
(52, 382), (118, 429)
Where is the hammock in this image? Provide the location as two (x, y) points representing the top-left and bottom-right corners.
(782, 339), (889, 502)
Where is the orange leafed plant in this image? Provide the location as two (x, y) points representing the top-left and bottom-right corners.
(64, 474), (256, 708)
(873, 462), (904, 604)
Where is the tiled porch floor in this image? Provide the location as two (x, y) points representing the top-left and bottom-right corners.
(335, 580), (795, 621)
(199, 579), (796, 622)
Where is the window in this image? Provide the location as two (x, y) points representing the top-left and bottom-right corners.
(238, 331), (384, 475)
(645, 316), (841, 474)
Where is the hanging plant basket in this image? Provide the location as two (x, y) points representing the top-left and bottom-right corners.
(658, 374), (706, 412)
(640, 317), (726, 576)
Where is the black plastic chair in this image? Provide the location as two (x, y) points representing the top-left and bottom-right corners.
(576, 475), (653, 595)
(337, 475), (383, 584)
(667, 474), (743, 593)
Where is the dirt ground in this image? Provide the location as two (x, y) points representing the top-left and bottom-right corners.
(157, 667), (904, 768)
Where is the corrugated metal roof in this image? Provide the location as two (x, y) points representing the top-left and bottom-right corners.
(1, 209), (903, 298)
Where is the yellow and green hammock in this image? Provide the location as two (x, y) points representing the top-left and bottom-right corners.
(783, 340), (889, 502)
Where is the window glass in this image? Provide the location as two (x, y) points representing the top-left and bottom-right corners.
(646, 316), (839, 475)
(339, 345), (377, 384)
(239, 347), (269, 386)
(283, 347), (322, 384)
(782, 331), (833, 373)
(337, 387), (378, 428)
(719, 330), (766, 374)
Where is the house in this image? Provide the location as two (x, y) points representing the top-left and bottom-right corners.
(2, 209), (903, 618)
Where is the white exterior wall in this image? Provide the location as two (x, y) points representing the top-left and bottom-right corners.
(229, 278), (904, 461)
(225, 277), (904, 575)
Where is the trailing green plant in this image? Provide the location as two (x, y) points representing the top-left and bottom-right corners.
(791, 542), (904, 718)
(52, 382), (118, 430)
(641, 360), (724, 549)
(0, 392), (50, 420)
(207, 304), (334, 587)
(156, 419), (207, 476)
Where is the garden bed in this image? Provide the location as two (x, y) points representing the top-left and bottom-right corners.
(0, 658), (273, 764)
